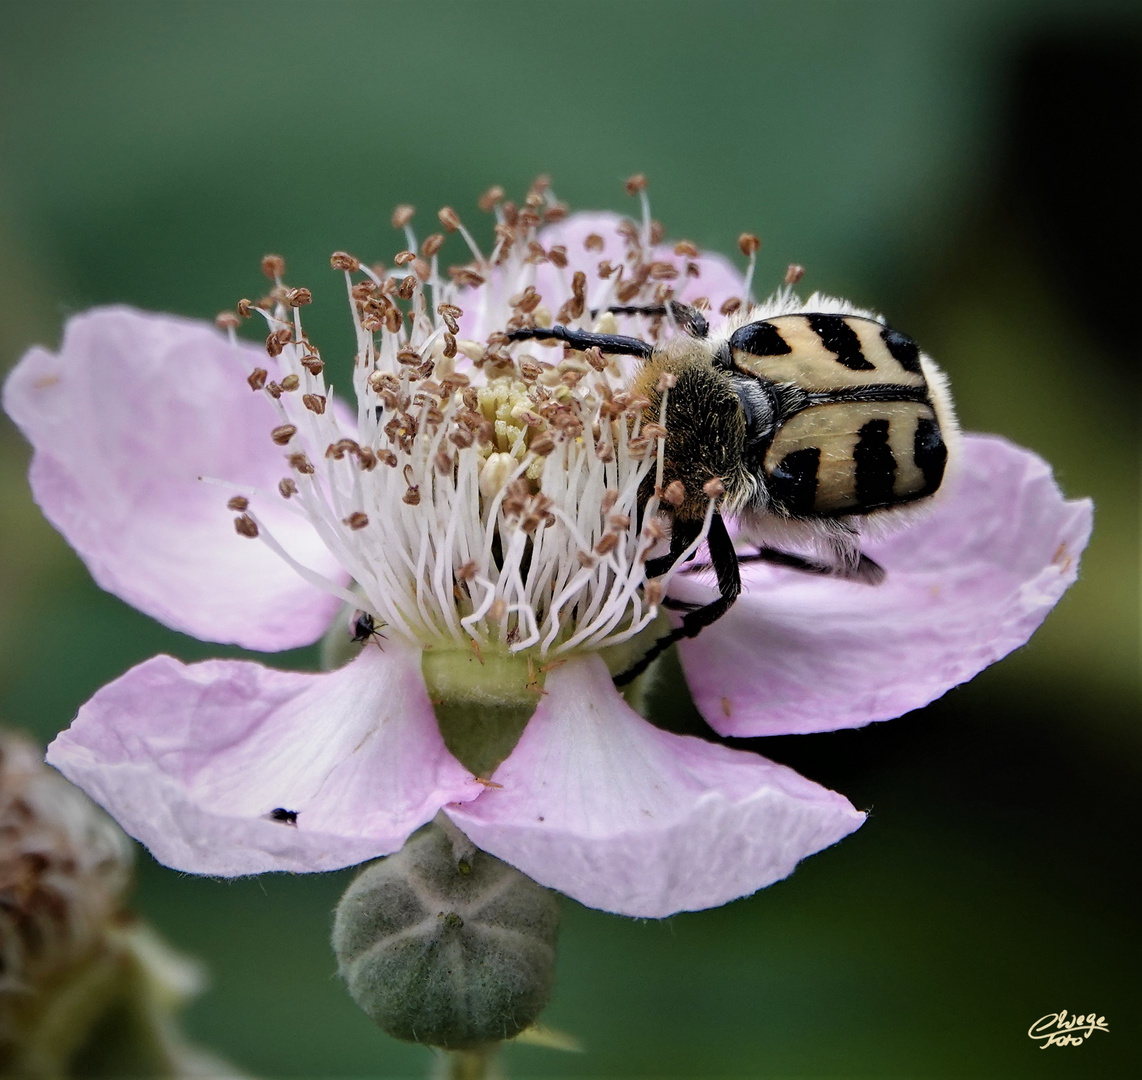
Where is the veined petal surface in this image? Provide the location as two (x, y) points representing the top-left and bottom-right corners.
(447, 654), (864, 918)
(3, 307), (345, 650)
(47, 644), (484, 874)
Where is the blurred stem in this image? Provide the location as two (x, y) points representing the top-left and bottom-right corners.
(441, 1046), (502, 1080)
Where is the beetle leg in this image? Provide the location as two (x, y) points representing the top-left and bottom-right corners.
(615, 512), (740, 685)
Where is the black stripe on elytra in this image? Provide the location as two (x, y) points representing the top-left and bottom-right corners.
(804, 384), (930, 406)
(806, 313), (876, 371)
(767, 447), (820, 515)
(913, 416), (947, 496)
(730, 320), (793, 358)
(880, 326), (923, 375)
(854, 418), (897, 508)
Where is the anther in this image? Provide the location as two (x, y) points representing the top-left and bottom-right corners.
(287, 287), (313, 307)
(784, 263), (805, 285)
(227, 496), (249, 511)
(215, 311), (241, 331)
(738, 233), (761, 257)
(266, 328), (292, 357)
(261, 254), (286, 280)
(644, 581), (664, 607)
(280, 374), (300, 392)
(584, 233), (605, 252)
(303, 393), (326, 414)
(421, 233), (445, 258)
(265, 382), (282, 399)
(437, 303), (462, 333)
(547, 245), (568, 268)
(237, 299), (253, 318)
(302, 355), (324, 375)
(392, 205), (415, 229)
(674, 240), (699, 257)
(720, 298), (742, 316)
(478, 185), (505, 213)
(289, 452), (315, 474)
(448, 266), (485, 287)
(438, 206), (461, 232)
(529, 433), (556, 456)
(341, 512), (368, 531)
(278, 478), (298, 499)
(702, 477), (726, 498)
(411, 258), (430, 282)
(625, 173), (648, 196)
(271, 424), (298, 445)
(394, 251), (416, 266)
(247, 368), (268, 391)
(663, 480), (686, 507)
(443, 334), (457, 359)
(596, 533), (619, 555)
(509, 286), (542, 313)
(234, 514), (259, 538)
(331, 251), (360, 272)
(656, 372), (677, 392)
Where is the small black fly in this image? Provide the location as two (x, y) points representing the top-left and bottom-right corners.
(351, 609), (386, 647)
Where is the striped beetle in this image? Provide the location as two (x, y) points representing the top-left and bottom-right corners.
(508, 300), (958, 682)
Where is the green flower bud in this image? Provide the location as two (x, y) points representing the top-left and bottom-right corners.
(332, 822), (560, 1050)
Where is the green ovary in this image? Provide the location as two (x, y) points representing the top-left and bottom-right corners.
(422, 647), (545, 778)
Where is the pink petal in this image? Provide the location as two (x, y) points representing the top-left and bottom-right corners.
(47, 644), (484, 875)
(677, 435), (1093, 737)
(447, 654), (863, 918)
(3, 307), (346, 650)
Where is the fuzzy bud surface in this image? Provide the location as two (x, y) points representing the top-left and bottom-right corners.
(332, 823), (559, 1049)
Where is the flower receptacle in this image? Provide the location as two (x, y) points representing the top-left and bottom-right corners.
(422, 648), (544, 778)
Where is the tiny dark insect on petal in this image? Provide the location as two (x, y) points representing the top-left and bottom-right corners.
(351, 609), (387, 648)
(269, 808), (298, 826)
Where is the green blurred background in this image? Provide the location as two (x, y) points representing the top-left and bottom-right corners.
(1, 1), (1139, 1076)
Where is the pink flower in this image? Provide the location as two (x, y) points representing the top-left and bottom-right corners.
(3, 192), (1091, 919)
